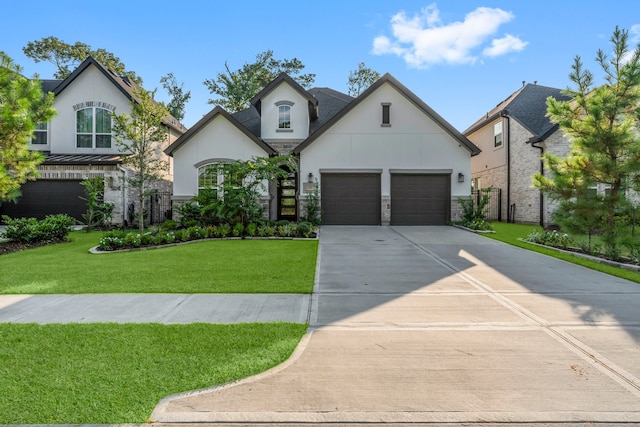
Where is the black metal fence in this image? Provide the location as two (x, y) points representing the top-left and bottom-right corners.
(473, 188), (502, 222)
(147, 191), (172, 225)
(127, 191), (172, 226)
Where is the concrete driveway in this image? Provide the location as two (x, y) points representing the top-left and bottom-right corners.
(153, 226), (640, 425)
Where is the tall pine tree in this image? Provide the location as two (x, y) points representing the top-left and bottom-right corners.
(533, 27), (640, 254)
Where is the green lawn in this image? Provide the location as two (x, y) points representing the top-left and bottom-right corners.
(0, 322), (307, 424)
(0, 231), (318, 294)
(483, 222), (640, 284)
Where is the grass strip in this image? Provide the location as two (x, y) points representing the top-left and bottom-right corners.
(0, 322), (307, 423)
(0, 231), (317, 294)
(482, 222), (640, 284)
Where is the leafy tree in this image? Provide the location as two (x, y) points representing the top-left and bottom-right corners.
(160, 72), (190, 122)
(23, 36), (142, 84)
(0, 51), (56, 202)
(203, 50), (315, 112)
(533, 26), (640, 254)
(347, 62), (381, 97)
(112, 87), (170, 233)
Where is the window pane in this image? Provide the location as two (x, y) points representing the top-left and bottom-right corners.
(198, 164), (219, 188)
(96, 135), (111, 148)
(77, 134), (92, 148)
(77, 109), (93, 133)
(32, 130), (47, 145)
(95, 108), (112, 133)
(278, 105), (291, 129)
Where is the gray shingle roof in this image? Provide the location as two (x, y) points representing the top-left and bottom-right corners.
(40, 79), (62, 93)
(464, 83), (570, 138)
(308, 87), (353, 134)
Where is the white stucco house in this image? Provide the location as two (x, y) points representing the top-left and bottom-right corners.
(0, 57), (186, 225)
(165, 73), (480, 225)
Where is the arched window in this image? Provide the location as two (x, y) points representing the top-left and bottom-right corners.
(278, 105), (291, 129)
(76, 107), (112, 148)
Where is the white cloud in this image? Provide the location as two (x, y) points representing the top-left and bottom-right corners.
(483, 34), (528, 57)
(630, 24), (640, 44)
(372, 3), (528, 68)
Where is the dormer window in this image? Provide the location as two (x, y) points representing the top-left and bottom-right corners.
(275, 100), (294, 131)
(279, 105), (291, 129)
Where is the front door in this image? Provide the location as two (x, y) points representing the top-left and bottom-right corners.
(278, 168), (297, 221)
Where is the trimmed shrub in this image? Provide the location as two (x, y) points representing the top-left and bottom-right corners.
(1, 214), (75, 243)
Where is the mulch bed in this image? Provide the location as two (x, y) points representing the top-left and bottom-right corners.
(0, 239), (65, 255)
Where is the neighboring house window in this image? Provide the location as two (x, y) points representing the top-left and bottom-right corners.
(77, 107), (112, 148)
(278, 105), (291, 129)
(381, 103), (391, 127)
(32, 122), (48, 145)
(494, 121), (503, 147)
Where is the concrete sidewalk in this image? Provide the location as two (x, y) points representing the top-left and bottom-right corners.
(152, 226), (640, 425)
(0, 294), (310, 324)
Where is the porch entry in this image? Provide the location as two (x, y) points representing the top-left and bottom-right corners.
(277, 166), (297, 221)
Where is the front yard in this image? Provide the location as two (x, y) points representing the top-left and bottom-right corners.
(0, 322), (306, 424)
(0, 230), (317, 423)
(0, 231), (318, 294)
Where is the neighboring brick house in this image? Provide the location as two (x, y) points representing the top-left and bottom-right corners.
(464, 83), (571, 226)
(166, 73), (480, 225)
(0, 57), (186, 226)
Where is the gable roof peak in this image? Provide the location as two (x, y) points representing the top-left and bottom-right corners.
(164, 105), (275, 156)
(294, 72), (480, 156)
(250, 73), (319, 120)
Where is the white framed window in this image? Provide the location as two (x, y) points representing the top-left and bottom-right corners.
(278, 105), (291, 129)
(381, 102), (391, 127)
(76, 107), (112, 148)
(494, 121), (503, 148)
(32, 122), (48, 145)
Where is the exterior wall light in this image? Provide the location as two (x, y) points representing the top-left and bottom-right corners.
(458, 172), (465, 183)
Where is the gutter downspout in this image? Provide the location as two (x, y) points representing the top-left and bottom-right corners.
(503, 112), (511, 223)
(530, 138), (544, 227)
(117, 165), (127, 227)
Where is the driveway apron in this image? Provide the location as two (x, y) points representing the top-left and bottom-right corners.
(152, 226), (640, 424)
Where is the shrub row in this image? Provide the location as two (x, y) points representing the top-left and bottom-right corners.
(97, 221), (317, 251)
(1, 214), (76, 243)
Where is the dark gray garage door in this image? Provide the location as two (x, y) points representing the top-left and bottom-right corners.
(321, 173), (381, 225)
(0, 180), (86, 221)
(391, 174), (450, 225)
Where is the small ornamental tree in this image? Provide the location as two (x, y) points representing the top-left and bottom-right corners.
(534, 26), (640, 254)
(184, 155), (298, 226)
(0, 51), (56, 202)
(112, 87), (170, 233)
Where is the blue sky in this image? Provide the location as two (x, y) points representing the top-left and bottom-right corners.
(2, 1), (639, 132)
